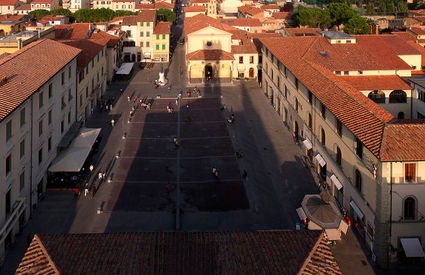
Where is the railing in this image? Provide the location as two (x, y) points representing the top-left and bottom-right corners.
(0, 197), (26, 245)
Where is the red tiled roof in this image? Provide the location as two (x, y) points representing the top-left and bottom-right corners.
(339, 76), (412, 91)
(60, 39), (106, 71)
(408, 27), (425, 36)
(16, 231), (341, 275)
(15, 3), (31, 10)
(260, 36), (395, 158)
(187, 49), (234, 60)
(404, 40), (425, 67)
(222, 18), (262, 27)
(122, 15), (138, 25)
(184, 14), (237, 37)
(184, 5), (205, 12)
(112, 0), (134, 2)
(91, 30), (121, 47)
(380, 124), (425, 161)
(135, 3), (154, 9)
(0, 0), (19, 5)
(393, 31), (416, 42)
(0, 14), (25, 21)
(272, 11), (291, 20)
(155, 1), (174, 9)
(153, 21), (171, 34)
(284, 27), (320, 37)
(54, 23), (91, 40)
(191, 0), (209, 3)
(262, 4), (280, 10)
(138, 9), (156, 22)
(0, 39), (81, 122)
(32, 0), (54, 3)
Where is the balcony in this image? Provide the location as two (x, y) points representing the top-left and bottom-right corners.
(0, 197), (26, 245)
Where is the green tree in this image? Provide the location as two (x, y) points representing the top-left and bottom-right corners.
(328, 3), (357, 27)
(378, 0), (387, 14)
(396, 0), (408, 13)
(387, 1), (395, 14)
(114, 10), (138, 17)
(156, 8), (176, 22)
(298, 7), (331, 28)
(344, 15), (371, 34)
(50, 8), (75, 22)
(366, 2), (375, 15)
(28, 9), (50, 20)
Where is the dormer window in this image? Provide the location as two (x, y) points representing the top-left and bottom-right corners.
(335, 71), (341, 75)
(206, 41), (212, 47)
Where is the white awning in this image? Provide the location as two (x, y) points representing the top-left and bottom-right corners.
(330, 174), (343, 190)
(296, 207), (307, 220)
(303, 139), (312, 150)
(315, 154), (326, 167)
(49, 128), (101, 173)
(350, 200), (364, 220)
(400, 238), (425, 258)
(116, 62), (134, 75)
(48, 147), (91, 172)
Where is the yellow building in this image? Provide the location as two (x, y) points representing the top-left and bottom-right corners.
(153, 21), (171, 62)
(0, 14), (26, 37)
(0, 27), (55, 54)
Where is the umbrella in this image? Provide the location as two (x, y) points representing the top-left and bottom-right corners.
(301, 194), (342, 229)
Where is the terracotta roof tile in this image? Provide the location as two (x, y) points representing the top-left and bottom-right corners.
(60, 39), (106, 71)
(0, 0), (18, 5)
(54, 23), (91, 40)
(409, 27), (425, 36)
(184, 14), (237, 37)
(186, 49), (234, 60)
(284, 27), (320, 37)
(138, 9), (156, 22)
(91, 30), (121, 47)
(153, 21), (171, 34)
(272, 12), (291, 20)
(0, 39), (81, 122)
(339, 75), (412, 91)
(184, 5), (205, 12)
(380, 123), (425, 161)
(191, 0), (209, 3)
(155, 1), (174, 9)
(135, 3), (154, 9)
(15, 3), (31, 10)
(32, 0), (55, 3)
(16, 231), (341, 275)
(221, 18), (262, 27)
(0, 14), (25, 21)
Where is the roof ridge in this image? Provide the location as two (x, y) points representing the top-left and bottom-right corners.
(34, 235), (61, 273)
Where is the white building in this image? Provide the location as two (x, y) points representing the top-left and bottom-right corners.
(0, 39), (80, 260)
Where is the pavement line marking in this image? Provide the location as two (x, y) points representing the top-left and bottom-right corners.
(117, 155), (237, 160)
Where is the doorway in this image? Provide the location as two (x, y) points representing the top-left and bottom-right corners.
(205, 64), (213, 81)
(249, 67), (254, 78)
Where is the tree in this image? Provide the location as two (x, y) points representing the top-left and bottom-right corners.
(396, 0), (408, 13)
(378, 0), (387, 14)
(298, 7), (331, 28)
(50, 8), (75, 22)
(387, 1), (395, 14)
(344, 15), (371, 34)
(366, 2), (375, 15)
(156, 8), (176, 22)
(29, 9), (50, 20)
(328, 3), (357, 28)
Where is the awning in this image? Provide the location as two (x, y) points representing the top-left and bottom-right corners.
(303, 139), (312, 150)
(296, 207), (307, 220)
(330, 174), (343, 190)
(315, 154), (326, 167)
(400, 238), (425, 258)
(49, 128), (101, 173)
(350, 200), (364, 220)
(325, 228), (341, 241)
(116, 62), (134, 75)
(338, 219), (349, 234)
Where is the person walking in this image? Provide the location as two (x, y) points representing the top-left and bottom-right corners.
(98, 172), (103, 181)
(111, 119), (115, 127)
(84, 183), (89, 197)
(127, 95), (130, 102)
(120, 88), (123, 94)
(186, 104), (190, 111)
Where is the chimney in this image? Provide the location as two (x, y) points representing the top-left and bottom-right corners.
(37, 29), (41, 39)
(17, 38), (22, 49)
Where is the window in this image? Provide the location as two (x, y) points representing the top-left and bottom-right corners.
(146, 41), (150, 47)
(48, 110), (52, 125)
(68, 89), (72, 102)
(147, 22), (150, 27)
(20, 139), (25, 159)
(86, 87), (88, 98)
(156, 34), (159, 39)
(48, 137), (52, 152)
(368, 90), (385, 104)
(48, 83), (52, 98)
(146, 31), (150, 37)
(140, 41), (144, 47)
(308, 91), (312, 104)
(91, 60), (94, 68)
(61, 72), (65, 85)
(295, 78), (298, 89)
(20, 171), (25, 191)
(162, 34), (165, 39)
(39, 119), (43, 136)
(6, 120), (12, 141)
(321, 128), (326, 146)
(355, 138), (363, 159)
(239, 56), (243, 64)
(295, 98), (299, 112)
(321, 103), (326, 119)
(344, 71), (349, 75)
(6, 154), (11, 175)
(140, 22), (144, 27)
(405, 163), (416, 181)
(61, 96), (65, 110)
(336, 146), (342, 166)
(20, 108), (25, 127)
(80, 94), (83, 107)
(355, 169), (362, 193)
(336, 119), (342, 136)
(61, 120), (64, 134)
(250, 56), (254, 64)
(68, 66), (71, 79)
(308, 113), (312, 128)
(284, 85), (287, 98)
(397, 112), (405, 119)
(39, 91), (44, 108)
(335, 71), (341, 75)
(162, 44), (166, 50)
(156, 44), (159, 50)
(404, 197), (416, 220)
(277, 77), (280, 89)
(68, 111), (71, 124)
(38, 148), (43, 164)
(206, 41), (212, 47)
(389, 90), (407, 103)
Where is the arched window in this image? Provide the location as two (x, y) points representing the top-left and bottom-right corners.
(368, 90), (385, 103)
(389, 90), (407, 103)
(321, 128), (326, 146)
(355, 169), (362, 193)
(336, 146), (342, 166)
(404, 197), (416, 220)
(397, 112), (405, 119)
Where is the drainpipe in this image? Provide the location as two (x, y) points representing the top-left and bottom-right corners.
(29, 95), (34, 217)
(388, 161), (393, 269)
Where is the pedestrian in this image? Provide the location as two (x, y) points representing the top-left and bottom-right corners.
(147, 103), (151, 110)
(91, 107), (94, 115)
(110, 104), (113, 111)
(89, 164), (94, 173)
(186, 104), (190, 111)
(84, 183), (89, 197)
(111, 119), (115, 127)
(242, 169), (248, 178)
(176, 99), (178, 105)
(120, 88), (123, 94)
(74, 187), (80, 198)
(98, 172), (103, 181)
(105, 105), (109, 111)
(212, 167), (219, 178)
(127, 95), (130, 102)
(103, 172), (106, 179)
